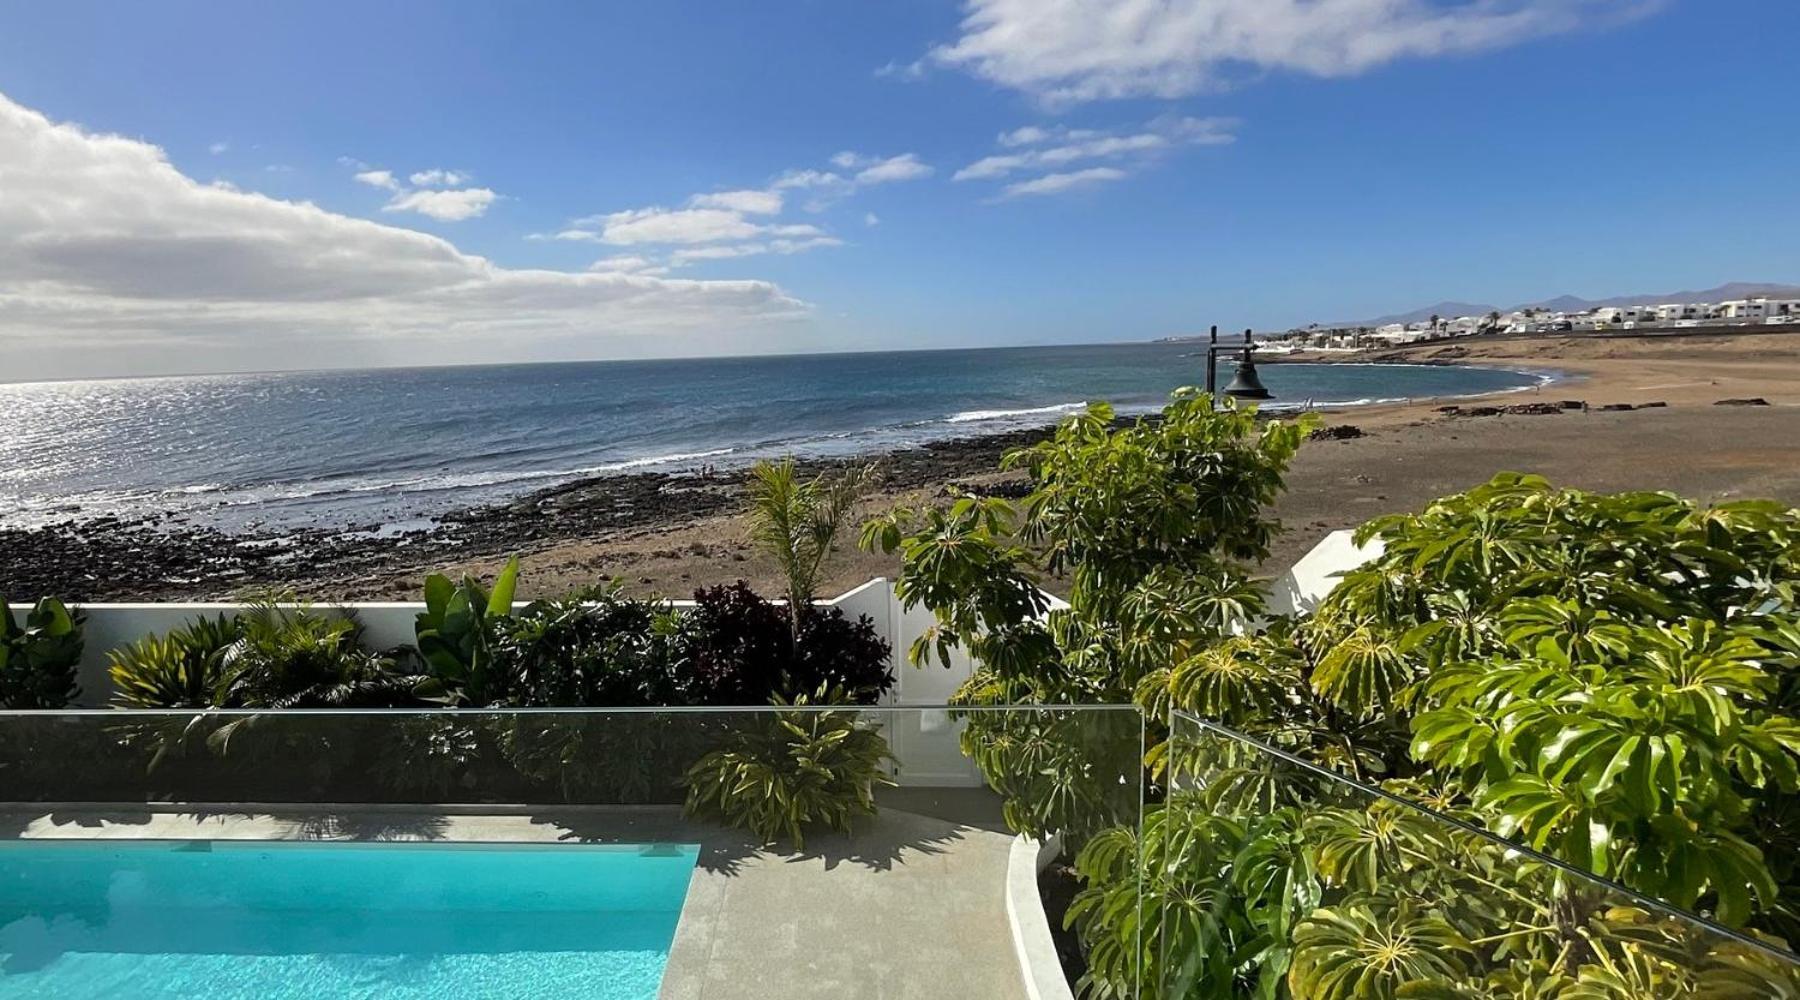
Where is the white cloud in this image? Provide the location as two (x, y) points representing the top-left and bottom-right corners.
(353, 169), (399, 191)
(669, 236), (844, 267)
(383, 187), (499, 221)
(957, 122), (1227, 180)
(588, 254), (670, 276)
(566, 189), (814, 247)
(954, 156), (1026, 182)
(958, 116), (1235, 195)
(864, 212), (880, 227)
(690, 188), (784, 215)
(594, 206), (768, 245)
(208, 141), (229, 155)
(0, 91), (804, 378)
(409, 168), (471, 187)
(350, 164), (496, 221)
(550, 150), (921, 268)
(765, 223), (827, 238)
(932, 0), (1660, 101)
(771, 169), (855, 211)
(1001, 167), (1126, 198)
(874, 58), (928, 81)
(827, 151), (936, 185)
(768, 154), (930, 211)
(772, 169), (849, 191)
(854, 153), (934, 184)
(998, 126), (1049, 147)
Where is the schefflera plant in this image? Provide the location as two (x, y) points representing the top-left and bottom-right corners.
(868, 387), (1800, 1000)
(1112, 475), (1800, 999)
(861, 389), (1313, 840)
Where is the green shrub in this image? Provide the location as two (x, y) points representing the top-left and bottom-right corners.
(498, 712), (703, 804)
(213, 598), (421, 710)
(79, 567), (904, 812)
(864, 390), (1311, 836)
(372, 715), (487, 799)
(745, 457), (875, 641)
(1074, 786), (1800, 1000)
(413, 556), (519, 706)
(491, 587), (687, 707)
(682, 691), (895, 848)
(94, 598), (426, 797)
(108, 614), (238, 708)
(678, 582), (894, 705)
(1108, 476), (1800, 997)
(0, 596), (84, 709)
(1067, 801), (1315, 1000)
(1141, 475), (1800, 930)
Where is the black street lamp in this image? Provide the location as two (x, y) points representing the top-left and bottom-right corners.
(1202, 326), (1273, 404)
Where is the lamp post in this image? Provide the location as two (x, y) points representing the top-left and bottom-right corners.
(1203, 326), (1273, 406)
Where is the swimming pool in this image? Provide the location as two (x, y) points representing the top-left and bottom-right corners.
(0, 839), (699, 999)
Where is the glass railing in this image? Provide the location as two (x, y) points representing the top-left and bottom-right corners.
(0, 705), (1145, 998)
(1160, 709), (1800, 998)
(11, 702), (1795, 997)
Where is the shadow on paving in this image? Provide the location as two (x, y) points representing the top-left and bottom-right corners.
(529, 793), (992, 877)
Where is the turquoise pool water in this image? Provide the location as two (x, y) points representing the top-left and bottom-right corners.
(0, 840), (699, 999)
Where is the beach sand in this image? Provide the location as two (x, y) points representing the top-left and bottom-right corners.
(337, 332), (1800, 601)
(6, 332), (1797, 603)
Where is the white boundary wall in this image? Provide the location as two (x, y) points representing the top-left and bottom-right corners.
(1265, 529), (1384, 617)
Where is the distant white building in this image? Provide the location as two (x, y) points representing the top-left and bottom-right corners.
(1314, 294), (1794, 348)
(1718, 299), (1771, 320)
(1597, 306), (1655, 324)
(1655, 302), (1711, 322)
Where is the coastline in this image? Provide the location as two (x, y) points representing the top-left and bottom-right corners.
(1258, 360), (1564, 413)
(4, 332), (1798, 604)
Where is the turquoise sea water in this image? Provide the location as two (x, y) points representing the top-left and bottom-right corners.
(0, 840), (699, 999)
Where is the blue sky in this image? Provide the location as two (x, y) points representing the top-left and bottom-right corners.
(1, 1), (1797, 378)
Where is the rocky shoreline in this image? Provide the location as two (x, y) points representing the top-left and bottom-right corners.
(0, 425), (1058, 603)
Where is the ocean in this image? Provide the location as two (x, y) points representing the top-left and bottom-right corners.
(0, 343), (1548, 534)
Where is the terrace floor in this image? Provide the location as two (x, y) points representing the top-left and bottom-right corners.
(0, 791), (1029, 1000)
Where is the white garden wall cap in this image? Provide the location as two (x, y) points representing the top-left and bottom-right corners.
(1265, 528), (1384, 616)
(1007, 832), (1076, 1000)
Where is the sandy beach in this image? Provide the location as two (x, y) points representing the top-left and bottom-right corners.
(5, 331), (1798, 604)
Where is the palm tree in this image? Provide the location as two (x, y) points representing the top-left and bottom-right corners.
(747, 458), (877, 640)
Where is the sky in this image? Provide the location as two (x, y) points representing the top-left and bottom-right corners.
(1, 0), (1797, 380)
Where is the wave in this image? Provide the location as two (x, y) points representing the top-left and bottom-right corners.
(596, 447), (734, 471)
(946, 401), (1088, 423)
(182, 448), (742, 507)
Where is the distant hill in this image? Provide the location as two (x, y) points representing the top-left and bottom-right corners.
(1334, 282), (1800, 329)
(1353, 301), (1501, 327)
(1516, 282), (1800, 312)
